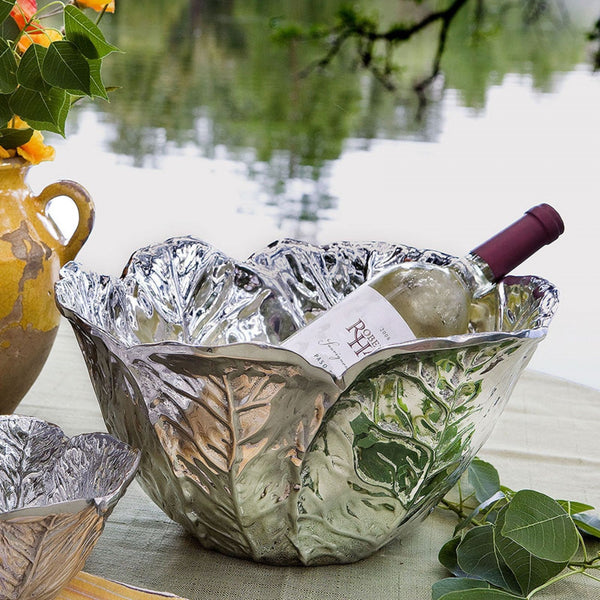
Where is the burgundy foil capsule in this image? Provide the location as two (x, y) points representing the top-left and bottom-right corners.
(471, 203), (565, 282)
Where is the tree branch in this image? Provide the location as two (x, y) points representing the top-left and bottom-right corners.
(297, 0), (469, 104)
(414, 0), (469, 116)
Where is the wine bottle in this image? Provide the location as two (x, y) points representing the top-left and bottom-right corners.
(281, 204), (564, 377)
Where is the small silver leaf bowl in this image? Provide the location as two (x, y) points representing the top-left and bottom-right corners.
(55, 237), (558, 565)
(0, 415), (140, 600)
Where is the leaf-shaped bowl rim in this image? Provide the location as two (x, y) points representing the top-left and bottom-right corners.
(55, 237), (558, 385)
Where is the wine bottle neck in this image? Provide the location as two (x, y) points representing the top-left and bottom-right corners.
(453, 254), (496, 297)
(469, 204), (564, 282)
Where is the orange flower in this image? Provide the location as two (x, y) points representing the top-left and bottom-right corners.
(17, 132), (55, 164)
(0, 146), (17, 159)
(11, 117), (55, 165)
(10, 0), (37, 30)
(17, 26), (62, 53)
(75, 0), (115, 13)
(10, 0), (62, 54)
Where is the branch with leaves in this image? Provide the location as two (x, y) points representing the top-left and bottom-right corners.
(272, 1), (468, 102)
(0, 0), (118, 163)
(272, 1), (600, 117)
(434, 457), (600, 599)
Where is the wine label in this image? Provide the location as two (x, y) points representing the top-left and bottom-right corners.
(282, 285), (416, 377)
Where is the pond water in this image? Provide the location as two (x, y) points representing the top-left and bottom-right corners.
(31, 0), (600, 389)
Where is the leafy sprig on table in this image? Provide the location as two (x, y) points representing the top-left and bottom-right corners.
(0, 0), (118, 150)
(434, 458), (600, 599)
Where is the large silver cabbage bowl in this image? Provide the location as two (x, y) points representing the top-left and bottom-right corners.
(0, 415), (140, 600)
(54, 237), (558, 565)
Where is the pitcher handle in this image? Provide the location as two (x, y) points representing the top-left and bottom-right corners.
(33, 180), (95, 265)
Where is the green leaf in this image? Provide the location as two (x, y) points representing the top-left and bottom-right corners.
(494, 508), (567, 595)
(557, 500), (595, 516)
(64, 5), (119, 59)
(0, 38), (17, 93)
(501, 490), (579, 563)
(42, 41), (90, 95)
(0, 0), (16, 25)
(432, 577), (491, 600)
(88, 58), (108, 100)
(0, 126), (33, 149)
(17, 44), (50, 91)
(456, 525), (521, 593)
(9, 85), (68, 135)
(24, 102), (69, 135)
(0, 15), (19, 43)
(439, 536), (468, 577)
(0, 92), (11, 125)
(468, 458), (501, 504)
(438, 590), (525, 600)
(572, 512), (600, 539)
(454, 491), (506, 535)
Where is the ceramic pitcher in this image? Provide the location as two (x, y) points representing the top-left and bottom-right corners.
(0, 157), (94, 413)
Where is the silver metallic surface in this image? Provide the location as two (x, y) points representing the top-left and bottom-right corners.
(0, 416), (140, 600)
(55, 237), (559, 565)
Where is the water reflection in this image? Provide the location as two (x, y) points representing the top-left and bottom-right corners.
(54, 0), (600, 252)
(70, 1), (597, 205)
(65, 1), (597, 231)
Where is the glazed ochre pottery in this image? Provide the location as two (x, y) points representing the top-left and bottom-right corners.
(0, 158), (94, 413)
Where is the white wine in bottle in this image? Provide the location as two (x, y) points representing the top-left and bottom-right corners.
(281, 204), (564, 377)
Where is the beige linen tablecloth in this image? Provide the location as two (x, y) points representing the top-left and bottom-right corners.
(19, 324), (600, 600)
